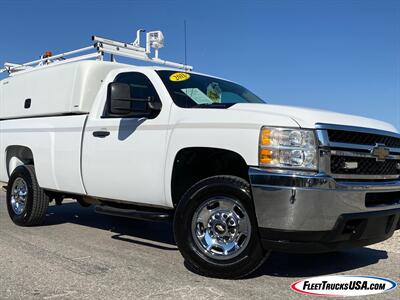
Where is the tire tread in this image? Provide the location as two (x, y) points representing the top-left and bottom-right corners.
(24, 165), (49, 225)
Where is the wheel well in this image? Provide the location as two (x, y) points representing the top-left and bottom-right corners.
(6, 146), (34, 176)
(171, 147), (249, 207)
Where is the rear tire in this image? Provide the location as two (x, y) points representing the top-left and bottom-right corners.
(6, 165), (49, 226)
(174, 175), (268, 279)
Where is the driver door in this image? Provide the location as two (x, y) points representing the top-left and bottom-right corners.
(81, 71), (168, 206)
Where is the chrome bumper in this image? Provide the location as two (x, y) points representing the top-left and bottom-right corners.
(249, 167), (400, 231)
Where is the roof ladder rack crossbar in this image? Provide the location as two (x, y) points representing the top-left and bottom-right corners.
(93, 35), (193, 71)
(1, 29), (193, 76)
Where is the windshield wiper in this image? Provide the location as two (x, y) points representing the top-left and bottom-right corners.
(192, 103), (234, 109)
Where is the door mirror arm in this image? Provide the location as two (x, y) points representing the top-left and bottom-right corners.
(148, 96), (162, 111)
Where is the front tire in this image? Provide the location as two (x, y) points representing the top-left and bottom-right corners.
(174, 175), (268, 279)
(6, 165), (49, 226)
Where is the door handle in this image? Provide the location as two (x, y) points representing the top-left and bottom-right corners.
(93, 130), (110, 138)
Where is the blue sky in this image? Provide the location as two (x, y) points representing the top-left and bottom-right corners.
(1, 0), (399, 127)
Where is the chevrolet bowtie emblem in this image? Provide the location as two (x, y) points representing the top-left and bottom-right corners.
(371, 143), (390, 161)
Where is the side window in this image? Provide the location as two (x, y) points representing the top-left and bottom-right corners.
(103, 72), (161, 118)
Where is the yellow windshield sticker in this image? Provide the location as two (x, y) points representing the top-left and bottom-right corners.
(169, 72), (190, 82)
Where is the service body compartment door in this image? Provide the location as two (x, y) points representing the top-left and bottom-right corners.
(81, 71), (169, 206)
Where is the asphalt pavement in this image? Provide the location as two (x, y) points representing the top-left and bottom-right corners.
(0, 191), (399, 299)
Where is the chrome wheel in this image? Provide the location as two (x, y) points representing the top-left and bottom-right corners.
(10, 177), (28, 215)
(191, 196), (251, 260)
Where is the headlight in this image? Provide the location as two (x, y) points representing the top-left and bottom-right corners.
(259, 127), (317, 170)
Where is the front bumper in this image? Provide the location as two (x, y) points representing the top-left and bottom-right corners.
(249, 167), (400, 253)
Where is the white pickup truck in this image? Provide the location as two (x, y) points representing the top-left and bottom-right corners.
(1, 31), (399, 279)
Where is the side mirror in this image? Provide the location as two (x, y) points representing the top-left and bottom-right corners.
(107, 82), (145, 115)
(109, 82), (131, 102)
(107, 82), (161, 117)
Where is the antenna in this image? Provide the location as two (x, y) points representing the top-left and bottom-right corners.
(184, 20), (187, 65)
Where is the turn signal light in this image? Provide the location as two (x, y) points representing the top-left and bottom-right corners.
(260, 128), (271, 145)
(259, 149), (272, 164)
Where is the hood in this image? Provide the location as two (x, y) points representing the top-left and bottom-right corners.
(229, 103), (398, 133)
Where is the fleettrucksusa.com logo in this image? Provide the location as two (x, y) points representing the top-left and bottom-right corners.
(291, 275), (397, 297)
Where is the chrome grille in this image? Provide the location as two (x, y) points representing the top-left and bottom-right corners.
(327, 129), (400, 148)
(316, 124), (400, 179)
(330, 155), (400, 175)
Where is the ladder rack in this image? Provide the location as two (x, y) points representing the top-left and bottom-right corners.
(0, 29), (193, 76)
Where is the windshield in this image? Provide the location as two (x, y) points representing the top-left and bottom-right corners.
(156, 70), (265, 108)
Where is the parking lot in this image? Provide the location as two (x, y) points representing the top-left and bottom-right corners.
(0, 191), (398, 299)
